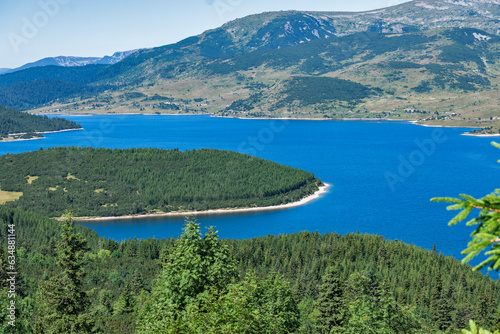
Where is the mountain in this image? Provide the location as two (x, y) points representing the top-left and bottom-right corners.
(1, 0), (499, 133)
(94, 50), (138, 64)
(2, 50), (139, 74)
(187, 0), (500, 54)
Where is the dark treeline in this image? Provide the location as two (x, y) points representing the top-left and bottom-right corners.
(0, 79), (112, 110)
(0, 64), (116, 110)
(0, 207), (498, 333)
(0, 105), (81, 139)
(280, 76), (378, 106)
(0, 147), (321, 217)
(0, 64), (110, 88)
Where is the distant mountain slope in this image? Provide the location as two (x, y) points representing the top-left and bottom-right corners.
(212, 0), (500, 49)
(0, 105), (81, 140)
(1, 0), (499, 133)
(90, 0), (500, 84)
(2, 50), (139, 74)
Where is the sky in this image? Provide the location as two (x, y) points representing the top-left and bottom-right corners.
(0, 0), (411, 69)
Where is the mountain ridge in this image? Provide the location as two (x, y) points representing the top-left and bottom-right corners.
(2, 50), (139, 75)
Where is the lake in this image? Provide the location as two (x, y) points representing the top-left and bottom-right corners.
(1, 114), (498, 266)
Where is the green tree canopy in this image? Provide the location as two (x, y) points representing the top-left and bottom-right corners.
(136, 219), (237, 332)
(34, 214), (96, 334)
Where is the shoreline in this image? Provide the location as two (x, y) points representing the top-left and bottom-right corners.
(212, 115), (410, 122)
(461, 133), (500, 137)
(409, 120), (496, 137)
(77, 183), (330, 222)
(1, 127), (83, 143)
(18, 113), (494, 138)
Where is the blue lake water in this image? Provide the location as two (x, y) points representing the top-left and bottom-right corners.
(1, 115), (499, 267)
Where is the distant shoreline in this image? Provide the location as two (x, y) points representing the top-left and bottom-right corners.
(76, 183), (330, 222)
(461, 133), (500, 137)
(222, 116), (492, 137)
(0, 127), (83, 143)
(14, 113), (493, 138)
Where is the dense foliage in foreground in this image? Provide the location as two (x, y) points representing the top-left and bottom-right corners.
(0, 147), (320, 217)
(0, 207), (498, 333)
(0, 105), (81, 140)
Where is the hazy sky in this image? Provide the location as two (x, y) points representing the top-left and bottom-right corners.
(0, 0), (411, 68)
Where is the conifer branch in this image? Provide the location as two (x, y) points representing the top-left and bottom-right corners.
(471, 205), (500, 213)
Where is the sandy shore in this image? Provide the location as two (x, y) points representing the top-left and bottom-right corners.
(462, 133), (500, 137)
(8, 128), (83, 136)
(0, 136), (44, 143)
(77, 183), (330, 222)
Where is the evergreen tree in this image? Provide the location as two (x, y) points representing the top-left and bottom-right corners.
(455, 302), (475, 330)
(314, 267), (346, 333)
(258, 272), (300, 333)
(430, 272), (443, 324)
(113, 280), (136, 316)
(97, 290), (114, 316)
(136, 219), (237, 333)
(0, 245), (8, 288)
(168, 271), (300, 334)
(430, 273), (454, 331)
(476, 288), (496, 328)
(34, 215), (96, 333)
(440, 284), (455, 331)
(378, 282), (421, 333)
(129, 269), (146, 294)
(344, 272), (382, 334)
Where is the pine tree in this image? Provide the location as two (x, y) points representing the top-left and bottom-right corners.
(440, 284), (455, 331)
(34, 215), (96, 333)
(136, 219), (237, 333)
(430, 272), (443, 324)
(314, 267), (346, 333)
(475, 288), (496, 328)
(455, 302), (474, 330)
(0, 245), (8, 288)
(430, 273), (455, 331)
(113, 280), (136, 316)
(378, 282), (420, 333)
(344, 272), (383, 334)
(129, 269), (146, 294)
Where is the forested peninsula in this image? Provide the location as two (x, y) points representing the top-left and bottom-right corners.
(0, 105), (81, 141)
(0, 147), (322, 218)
